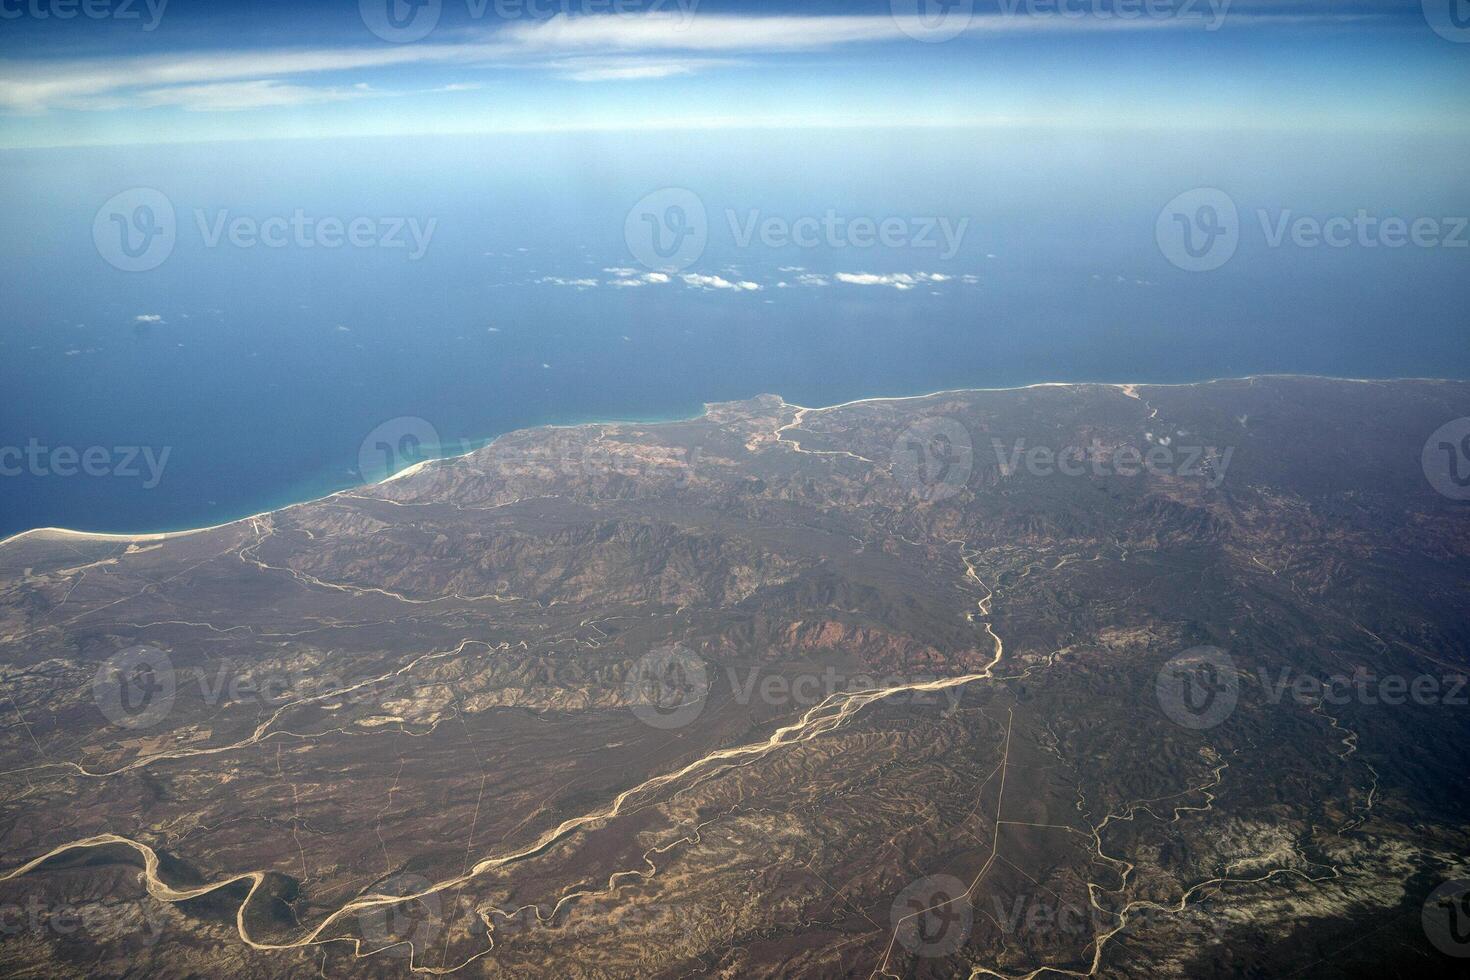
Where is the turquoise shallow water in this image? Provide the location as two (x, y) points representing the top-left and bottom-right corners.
(3, 130), (1468, 538)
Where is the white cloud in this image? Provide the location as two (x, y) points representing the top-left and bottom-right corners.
(130, 80), (371, 113)
(835, 272), (914, 288)
(4, 10), (1346, 113)
(681, 273), (761, 291)
(537, 276), (599, 288)
(834, 272), (955, 289)
(566, 62), (691, 81)
(0, 46), (448, 113)
(546, 57), (715, 82)
(499, 13), (918, 54)
(0, 15), (789, 112)
(608, 271), (672, 287)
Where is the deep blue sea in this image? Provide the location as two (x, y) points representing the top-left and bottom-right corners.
(3, 128), (1468, 538)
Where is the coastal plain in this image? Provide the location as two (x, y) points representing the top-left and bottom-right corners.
(1, 377), (1468, 978)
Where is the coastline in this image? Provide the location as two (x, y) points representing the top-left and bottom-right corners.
(1, 373), (1452, 550)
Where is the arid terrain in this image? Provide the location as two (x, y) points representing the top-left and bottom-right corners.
(1, 376), (1468, 978)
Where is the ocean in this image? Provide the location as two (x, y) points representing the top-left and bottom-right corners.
(3, 128), (1468, 538)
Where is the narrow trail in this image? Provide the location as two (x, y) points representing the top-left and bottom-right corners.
(773, 405), (877, 463)
(0, 639), (498, 782)
(239, 517), (525, 606)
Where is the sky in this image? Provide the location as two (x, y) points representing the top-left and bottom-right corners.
(1, 0), (1468, 147)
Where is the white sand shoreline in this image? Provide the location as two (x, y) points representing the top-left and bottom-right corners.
(1, 373), (1455, 550)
